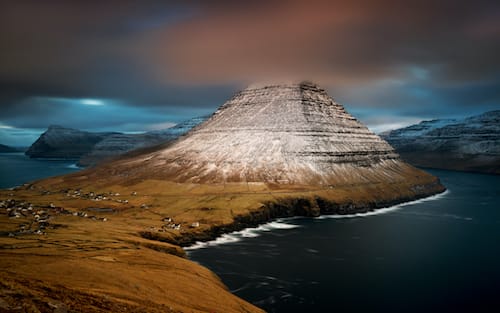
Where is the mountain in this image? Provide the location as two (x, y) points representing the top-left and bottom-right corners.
(0, 144), (21, 153)
(77, 115), (209, 166)
(2, 82), (444, 312)
(52, 81), (444, 199)
(25, 116), (209, 165)
(88, 82), (402, 184)
(381, 110), (500, 174)
(25, 125), (118, 159)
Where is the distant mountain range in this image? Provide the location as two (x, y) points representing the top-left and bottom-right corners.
(381, 110), (500, 174)
(0, 144), (24, 153)
(25, 126), (118, 160)
(25, 116), (210, 166)
(77, 116), (209, 166)
(24, 109), (500, 174)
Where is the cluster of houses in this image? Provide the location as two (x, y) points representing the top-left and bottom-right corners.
(150, 217), (200, 233)
(1, 198), (107, 237)
(62, 189), (134, 204)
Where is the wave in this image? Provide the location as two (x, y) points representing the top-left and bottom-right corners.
(185, 220), (300, 251)
(185, 190), (449, 251)
(317, 189), (449, 219)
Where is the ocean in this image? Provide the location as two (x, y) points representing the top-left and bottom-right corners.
(1, 154), (499, 312)
(187, 169), (500, 312)
(0, 153), (80, 189)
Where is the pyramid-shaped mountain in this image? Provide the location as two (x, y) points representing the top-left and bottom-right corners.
(1, 82), (446, 313)
(78, 81), (431, 188)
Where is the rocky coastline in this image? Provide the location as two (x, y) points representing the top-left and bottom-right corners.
(144, 180), (445, 248)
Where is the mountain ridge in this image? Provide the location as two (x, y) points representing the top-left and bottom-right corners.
(381, 110), (500, 174)
(25, 126), (117, 159)
(77, 115), (210, 166)
(24, 116), (210, 166)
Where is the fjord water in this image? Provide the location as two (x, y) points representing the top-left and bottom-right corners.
(188, 169), (500, 313)
(0, 153), (79, 189)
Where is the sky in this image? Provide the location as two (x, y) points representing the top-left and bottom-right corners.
(0, 0), (499, 146)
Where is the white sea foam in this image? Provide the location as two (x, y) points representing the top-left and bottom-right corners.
(185, 190), (449, 250)
(184, 220), (300, 251)
(66, 163), (81, 169)
(316, 189), (449, 219)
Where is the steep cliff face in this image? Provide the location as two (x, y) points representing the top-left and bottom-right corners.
(25, 126), (116, 159)
(77, 116), (209, 166)
(74, 81), (438, 188)
(381, 110), (500, 174)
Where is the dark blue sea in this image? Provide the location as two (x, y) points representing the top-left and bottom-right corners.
(0, 153), (80, 189)
(187, 169), (500, 313)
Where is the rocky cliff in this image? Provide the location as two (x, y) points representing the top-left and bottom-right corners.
(25, 125), (117, 159)
(381, 110), (500, 174)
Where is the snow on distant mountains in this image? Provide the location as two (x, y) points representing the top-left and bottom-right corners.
(25, 125), (118, 159)
(381, 110), (500, 174)
(77, 116), (209, 166)
(25, 116), (209, 166)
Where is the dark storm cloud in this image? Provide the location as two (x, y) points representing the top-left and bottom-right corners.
(0, 0), (194, 105)
(0, 0), (499, 144)
(157, 0), (500, 86)
(0, 0), (237, 137)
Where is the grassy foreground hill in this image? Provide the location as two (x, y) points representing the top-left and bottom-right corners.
(0, 163), (443, 312)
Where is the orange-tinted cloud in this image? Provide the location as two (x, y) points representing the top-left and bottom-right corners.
(150, 0), (499, 86)
(0, 0), (498, 128)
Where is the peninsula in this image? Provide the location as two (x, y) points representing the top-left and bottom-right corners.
(0, 82), (445, 312)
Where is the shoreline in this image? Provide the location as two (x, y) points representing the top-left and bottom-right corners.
(185, 189), (449, 251)
(145, 181), (446, 248)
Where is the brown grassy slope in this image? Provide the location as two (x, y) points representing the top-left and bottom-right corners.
(0, 194), (263, 313)
(0, 160), (444, 312)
